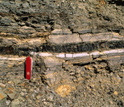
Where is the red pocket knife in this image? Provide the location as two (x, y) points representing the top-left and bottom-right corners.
(25, 56), (33, 80)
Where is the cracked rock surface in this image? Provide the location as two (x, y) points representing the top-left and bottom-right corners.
(0, 0), (124, 37)
(0, 55), (124, 107)
(0, 0), (124, 107)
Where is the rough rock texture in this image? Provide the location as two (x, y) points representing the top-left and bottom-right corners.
(0, 55), (124, 107)
(0, 0), (124, 37)
(0, 0), (124, 107)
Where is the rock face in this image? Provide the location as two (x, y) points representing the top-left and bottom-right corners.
(0, 0), (124, 107)
(0, 0), (124, 37)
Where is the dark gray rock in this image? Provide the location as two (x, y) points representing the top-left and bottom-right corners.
(107, 56), (122, 70)
(0, 17), (14, 26)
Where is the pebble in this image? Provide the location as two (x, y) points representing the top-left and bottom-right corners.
(6, 100), (11, 105)
(114, 91), (118, 95)
(7, 92), (17, 100)
(8, 81), (13, 84)
(34, 90), (38, 93)
(22, 89), (27, 92)
(0, 89), (7, 100)
(13, 79), (21, 85)
(29, 89), (34, 92)
(11, 99), (21, 107)
(0, 83), (6, 88)
(20, 92), (25, 96)
(36, 95), (41, 99)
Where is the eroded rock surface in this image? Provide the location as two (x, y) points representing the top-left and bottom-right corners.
(0, 0), (124, 107)
(0, 0), (124, 37)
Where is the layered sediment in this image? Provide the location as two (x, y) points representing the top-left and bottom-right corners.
(0, 0), (124, 107)
(1, 31), (124, 55)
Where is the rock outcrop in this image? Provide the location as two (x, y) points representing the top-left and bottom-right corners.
(0, 0), (124, 37)
(0, 0), (124, 107)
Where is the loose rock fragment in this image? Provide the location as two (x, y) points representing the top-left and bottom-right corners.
(11, 99), (20, 107)
(0, 83), (6, 88)
(0, 89), (7, 105)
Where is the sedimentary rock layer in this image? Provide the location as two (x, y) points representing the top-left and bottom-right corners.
(0, 1), (124, 106)
(0, 0), (124, 37)
(0, 32), (124, 55)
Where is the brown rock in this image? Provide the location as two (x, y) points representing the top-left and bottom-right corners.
(0, 89), (7, 104)
(0, 83), (6, 88)
(55, 85), (75, 97)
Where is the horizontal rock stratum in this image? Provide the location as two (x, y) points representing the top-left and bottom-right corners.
(0, 0), (124, 106)
(1, 31), (124, 55)
(0, 0), (124, 37)
(1, 30), (124, 72)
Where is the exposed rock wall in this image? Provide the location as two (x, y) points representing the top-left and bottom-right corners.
(0, 0), (124, 38)
(0, 0), (124, 106)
